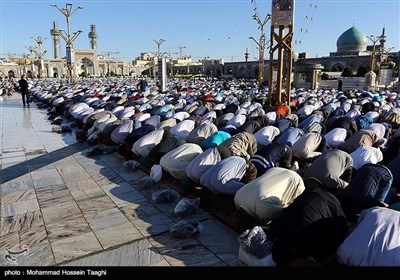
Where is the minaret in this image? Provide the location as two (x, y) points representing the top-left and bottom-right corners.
(88, 24), (98, 50)
(50, 20), (61, 59)
(245, 48), (249, 62)
(379, 26), (386, 51)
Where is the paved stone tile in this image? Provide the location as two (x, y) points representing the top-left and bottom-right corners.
(148, 234), (226, 266)
(0, 211), (44, 236)
(106, 189), (147, 207)
(35, 185), (72, 208)
(84, 208), (131, 231)
(65, 178), (100, 192)
(131, 213), (175, 237)
(51, 232), (102, 264)
(27, 163), (56, 172)
(0, 244), (55, 266)
(0, 232), (20, 252)
(149, 259), (171, 266)
(1, 199), (40, 218)
(56, 165), (87, 177)
(195, 220), (242, 266)
(1, 156), (26, 165)
(91, 168), (126, 185)
(31, 169), (64, 188)
(77, 196), (116, 216)
(61, 172), (92, 184)
(45, 216), (92, 243)
(0, 177), (34, 194)
(112, 166), (147, 182)
(41, 201), (82, 224)
(19, 224), (49, 248)
(94, 222), (143, 249)
(1, 151), (26, 159)
(98, 154), (125, 168)
(119, 201), (162, 222)
(70, 187), (106, 202)
(0, 188), (36, 204)
(64, 239), (165, 266)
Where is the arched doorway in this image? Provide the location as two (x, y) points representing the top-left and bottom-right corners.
(8, 70), (15, 78)
(27, 70), (33, 78)
(239, 66), (246, 78)
(53, 68), (59, 78)
(254, 67), (259, 79)
(331, 64), (344, 72)
(79, 58), (94, 76)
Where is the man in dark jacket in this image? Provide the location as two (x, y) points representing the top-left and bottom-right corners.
(18, 75), (30, 107)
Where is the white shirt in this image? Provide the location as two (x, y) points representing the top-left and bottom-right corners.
(254, 126), (281, 147)
(325, 128), (347, 148)
(234, 168), (305, 222)
(337, 207), (400, 266)
(350, 146), (383, 170)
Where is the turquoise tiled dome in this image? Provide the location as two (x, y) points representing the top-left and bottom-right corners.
(337, 27), (368, 52)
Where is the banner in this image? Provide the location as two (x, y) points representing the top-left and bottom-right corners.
(66, 46), (74, 65)
(379, 64), (393, 87)
(271, 0), (294, 27)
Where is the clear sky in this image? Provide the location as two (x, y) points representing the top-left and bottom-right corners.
(0, 0), (399, 63)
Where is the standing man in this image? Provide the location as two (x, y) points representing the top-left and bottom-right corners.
(338, 78), (343, 91)
(18, 75), (30, 107)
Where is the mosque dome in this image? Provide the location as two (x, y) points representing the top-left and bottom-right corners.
(336, 27), (368, 53)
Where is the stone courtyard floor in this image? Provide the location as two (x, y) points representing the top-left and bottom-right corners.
(0, 94), (242, 267)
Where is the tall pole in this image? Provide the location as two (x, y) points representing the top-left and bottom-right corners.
(30, 36), (47, 78)
(25, 46), (36, 76)
(152, 39), (165, 78)
(366, 35), (381, 72)
(51, 3), (83, 83)
(249, 13), (271, 84)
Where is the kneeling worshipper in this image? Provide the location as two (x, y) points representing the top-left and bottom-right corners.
(145, 136), (187, 167)
(220, 131), (258, 161)
(324, 127), (348, 148)
(199, 156), (257, 196)
(201, 131), (231, 149)
(350, 146), (383, 170)
(337, 207), (400, 266)
(291, 132), (326, 162)
(277, 127), (304, 147)
(250, 143), (296, 177)
(266, 184), (348, 267)
(303, 148), (353, 191)
(186, 122), (218, 146)
(254, 125), (281, 147)
(387, 154), (400, 195)
(326, 116), (357, 139)
(337, 163), (394, 218)
(383, 129), (400, 164)
(131, 128), (169, 158)
(185, 146), (232, 184)
(159, 143), (203, 180)
(170, 119), (196, 138)
(234, 167), (305, 224)
(338, 129), (379, 154)
(234, 115), (269, 135)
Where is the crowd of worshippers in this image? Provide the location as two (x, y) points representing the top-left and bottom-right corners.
(30, 77), (400, 266)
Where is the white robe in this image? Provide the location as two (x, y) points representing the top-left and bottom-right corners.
(234, 168), (305, 222)
(325, 128), (347, 148)
(200, 156), (247, 195)
(160, 143), (203, 179)
(186, 147), (221, 183)
(254, 126), (281, 147)
(132, 129), (165, 157)
(170, 120), (195, 138)
(337, 207), (400, 266)
(350, 146), (383, 170)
